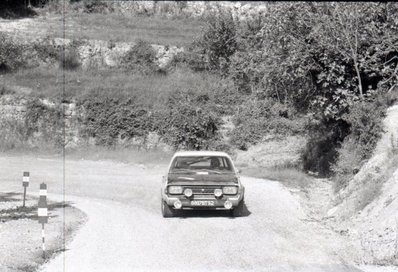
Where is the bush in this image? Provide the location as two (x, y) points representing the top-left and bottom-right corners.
(0, 86), (15, 96)
(302, 117), (350, 177)
(79, 97), (152, 146)
(156, 89), (221, 150)
(230, 99), (306, 150)
(24, 99), (64, 148)
(0, 0), (36, 18)
(32, 38), (60, 64)
(171, 51), (208, 72)
(121, 40), (158, 75)
(302, 135), (340, 177)
(194, 9), (238, 73)
(0, 119), (28, 150)
(60, 49), (81, 70)
(331, 101), (386, 190)
(81, 1), (112, 13)
(0, 34), (26, 72)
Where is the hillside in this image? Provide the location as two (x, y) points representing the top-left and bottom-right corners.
(327, 105), (398, 265)
(1, 1), (398, 269)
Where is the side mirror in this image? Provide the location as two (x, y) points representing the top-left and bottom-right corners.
(237, 169), (242, 174)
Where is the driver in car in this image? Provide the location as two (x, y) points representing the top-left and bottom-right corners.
(210, 157), (220, 169)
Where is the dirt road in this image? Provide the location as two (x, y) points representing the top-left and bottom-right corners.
(0, 155), (361, 271)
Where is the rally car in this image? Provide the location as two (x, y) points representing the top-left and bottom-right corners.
(161, 151), (245, 217)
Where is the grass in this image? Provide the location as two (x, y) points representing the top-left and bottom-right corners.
(10, 11), (204, 47)
(67, 13), (204, 46)
(1, 66), (221, 105)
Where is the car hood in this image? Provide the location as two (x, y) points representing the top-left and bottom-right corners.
(167, 172), (238, 186)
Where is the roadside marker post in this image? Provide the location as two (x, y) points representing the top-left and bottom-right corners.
(22, 172), (30, 208)
(38, 183), (48, 258)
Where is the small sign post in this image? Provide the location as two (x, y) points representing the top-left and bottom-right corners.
(38, 183), (48, 259)
(22, 172), (30, 208)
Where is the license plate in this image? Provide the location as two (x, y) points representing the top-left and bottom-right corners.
(190, 200), (215, 206)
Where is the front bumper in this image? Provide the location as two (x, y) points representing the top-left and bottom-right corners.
(162, 194), (244, 210)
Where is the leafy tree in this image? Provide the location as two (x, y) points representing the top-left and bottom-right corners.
(194, 9), (238, 73)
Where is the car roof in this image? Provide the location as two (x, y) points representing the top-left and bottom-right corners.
(168, 151), (235, 171)
(173, 151), (230, 158)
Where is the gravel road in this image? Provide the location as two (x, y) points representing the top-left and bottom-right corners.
(0, 156), (363, 272)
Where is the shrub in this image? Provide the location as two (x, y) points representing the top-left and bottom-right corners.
(302, 135), (341, 177)
(343, 102), (385, 160)
(0, 34), (26, 72)
(121, 40), (158, 75)
(302, 118), (350, 177)
(332, 101), (386, 190)
(0, 119), (28, 150)
(230, 99), (306, 150)
(79, 97), (152, 146)
(156, 89), (222, 150)
(0, 86), (15, 96)
(24, 99), (64, 148)
(194, 9), (238, 73)
(60, 48), (81, 70)
(171, 51), (208, 72)
(0, 0), (36, 18)
(32, 38), (60, 64)
(81, 1), (112, 13)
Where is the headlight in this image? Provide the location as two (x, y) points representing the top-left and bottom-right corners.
(214, 188), (223, 197)
(168, 186), (183, 194)
(184, 188), (193, 197)
(223, 186), (237, 195)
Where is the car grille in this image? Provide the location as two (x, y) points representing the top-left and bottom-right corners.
(185, 186), (221, 195)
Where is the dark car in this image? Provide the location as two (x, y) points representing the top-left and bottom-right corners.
(161, 151), (245, 217)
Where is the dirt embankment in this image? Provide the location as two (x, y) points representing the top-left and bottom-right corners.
(326, 105), (398, 265)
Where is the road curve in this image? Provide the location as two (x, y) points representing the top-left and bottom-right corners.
(0, 156), (359, 271)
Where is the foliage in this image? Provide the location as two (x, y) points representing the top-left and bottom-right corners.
(156, 89), (221, 150)
(121, 40), (158, 75)
(0, 119), (28, 150)
(79, 1), (113, 13)
(79, 84), (223, 150)
(24, 98), (64, 147)
(79, 97), (152, 146)
(32, 38), (60, 64)
(0, 0), (36, 18)
(0, 34), (27, 73)
(194, 9), (238, 73)
(59, 48), (81, 70)
(332, 101), (386, 189)
(193, 2), (398, 174)
(0, 86), (15, 96)
(230, 99), (307, 150)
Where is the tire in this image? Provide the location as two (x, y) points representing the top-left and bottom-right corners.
(161, 200), (176, 218)
(232, 200), (245, 217)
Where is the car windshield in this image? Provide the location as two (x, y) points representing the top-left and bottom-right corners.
(170, 156), (234, 173)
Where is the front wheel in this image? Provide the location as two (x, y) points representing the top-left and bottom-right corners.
(161, 200), (176, 218)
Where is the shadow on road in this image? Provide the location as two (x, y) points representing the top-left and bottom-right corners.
(176, 203), (251, 219)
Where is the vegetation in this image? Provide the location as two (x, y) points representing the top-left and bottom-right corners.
(0, 34), (27, 72)
(193, 2), (398, 181)
(121, 40), (158, 75)
(1, 2), (398, 191)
